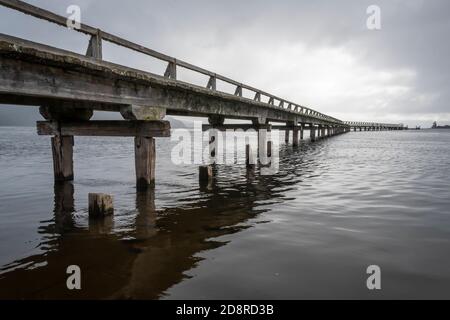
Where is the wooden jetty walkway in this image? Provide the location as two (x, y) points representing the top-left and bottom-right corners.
(0, 0), (404, 190)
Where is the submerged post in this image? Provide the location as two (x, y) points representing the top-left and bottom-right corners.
(89, 193), (114, 218)
(199, 165), (213, 184)
(310, 125), (316, 142)
(293, 127), (299, 147)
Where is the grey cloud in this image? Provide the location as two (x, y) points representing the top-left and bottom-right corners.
(1, 0), (449, 127)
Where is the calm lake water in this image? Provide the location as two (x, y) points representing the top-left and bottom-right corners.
(0, 126), (450, 299)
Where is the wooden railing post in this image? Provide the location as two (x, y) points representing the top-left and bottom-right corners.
(86, 29), (102, 60)
(164, 60), (177, 79)
(207, 75), (217, 90)
(234, 86), (242, 97)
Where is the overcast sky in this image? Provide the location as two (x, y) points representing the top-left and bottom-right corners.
(1, 0), (449, 127)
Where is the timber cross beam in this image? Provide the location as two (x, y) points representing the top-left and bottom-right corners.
(37, 121), (171, 137)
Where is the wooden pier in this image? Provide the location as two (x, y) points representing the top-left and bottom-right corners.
(0, 0), (404, 189)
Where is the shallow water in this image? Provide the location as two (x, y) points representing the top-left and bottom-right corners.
(0, 127), (449, 299)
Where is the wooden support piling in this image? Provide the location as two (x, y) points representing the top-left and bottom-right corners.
(51, 135), (74, 181)
(292, 128), (299, 147)
(38, 120), (170, 137)
(199, 165), (213, 184)
(310, 126), (316, 142)
(267, 140), (272, 158)
(246, 144), (256, 168)
(258, 128), (271, 166)
(135, 136), (156, 190)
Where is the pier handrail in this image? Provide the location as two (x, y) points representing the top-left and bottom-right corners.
(344, 121), (404, 128)
(0, 0), (345, 125)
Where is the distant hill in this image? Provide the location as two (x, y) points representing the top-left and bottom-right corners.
(168, 117), (188, 128)
(0, 105), (40, 126)
(0, 105), (192, 128)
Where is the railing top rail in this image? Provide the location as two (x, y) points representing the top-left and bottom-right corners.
(0, 0), (346, 124)
(344, 121), (403, 127)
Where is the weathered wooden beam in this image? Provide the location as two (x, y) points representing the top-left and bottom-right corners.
(271, 125), (295, 131)
(39, 105), (93, 121)
(0, 95), (124, 111)
(37, 120), (171, 137)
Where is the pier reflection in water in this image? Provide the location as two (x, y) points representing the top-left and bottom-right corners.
(0, 150), (297, 299)
(1, 128), (450, 299)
